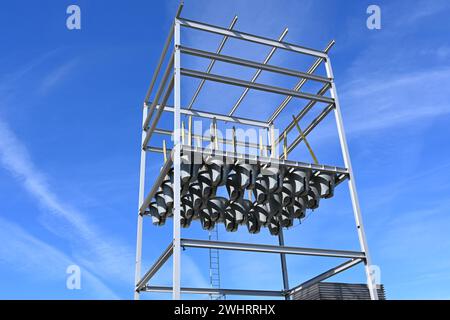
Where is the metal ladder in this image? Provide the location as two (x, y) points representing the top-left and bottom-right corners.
(208, 225), (225, 300)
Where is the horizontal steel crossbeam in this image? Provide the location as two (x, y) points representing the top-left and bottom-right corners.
(177, 18), (328, 59)
(143, 285), (285, 297)
(181, 68), (335, 104)
(267, 40), (335, 123)
(276, 82), (332, 146)
(288, 258), (363, 296)
(153, 128), (271, 151)
(181, 239), (365, 259)
(143, 55), (174, 130)
(142, 77), (175, 149)
(180, 46), (331, 84)
(187, 15), (238, 110)
(135, 242), (174, 292)
(153, 104), (270, 128)
(182, 145), (349, 175)
(282, 103), (335, 159)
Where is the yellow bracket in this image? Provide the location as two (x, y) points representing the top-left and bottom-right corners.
(291, 115), (319, 165)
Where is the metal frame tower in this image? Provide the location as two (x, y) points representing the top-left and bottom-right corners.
(134, 2), (379, 300)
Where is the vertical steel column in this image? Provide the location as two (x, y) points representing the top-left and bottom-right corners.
(324, 57), (379, 300)
(134, 105), (148, 300)
(269, 124), (290, 299)
(172, 19), (182, 300)
(277, 230), (290, 300)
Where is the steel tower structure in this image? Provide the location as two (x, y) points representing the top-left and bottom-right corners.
(134, 2), (379, 300)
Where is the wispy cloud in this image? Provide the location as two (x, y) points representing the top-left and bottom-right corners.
(0, 117), (135, 288)
(341, 67), (450, 134)
(0, 52), (136, 296)
(0, 45), (211, 298)
(394, 0), (450, 26)
(0, 216), (120, 299)
(38, 58), (79, 95)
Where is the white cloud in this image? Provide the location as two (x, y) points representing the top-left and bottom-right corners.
(38, 59), (79, 95)
(0, 216), (119, 299)
(341, 67), (450, 134)
(0, 116), (135, 292)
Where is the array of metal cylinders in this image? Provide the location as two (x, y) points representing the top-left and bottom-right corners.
(144, 149), (337, 236)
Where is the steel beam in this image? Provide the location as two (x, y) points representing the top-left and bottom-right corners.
(153, 128), (270, 151)
(144, 26), (174, 104)
(281, 103), (334, 159)
(146, 145), (173, 154)
(181, 145), (349, 176)
(181, 47), (330, 85)
(181, 239), (365, 259)
(144, 286), (284, 297)
(134, 106), (148, 300)
(177, 18), (328, 58)
(154, 104), (270, 128)
(181, 68), (334, 104)
(288, 258), (363, 296)
(187, 16), (238, 110)
(143, 55), (174, 130)
(175, 0), (184, 18)
(135, 242), (174, 292)
(324, 57), (379, 300)
(229, 28), (289, 116)
(173, 19), (182, 300)
(142, 78), (174, 149)
(277, 230), (290, 300)
(139, 155), (173, 214)
(275, 82), (331, 146)
(267, 40), (335, 123)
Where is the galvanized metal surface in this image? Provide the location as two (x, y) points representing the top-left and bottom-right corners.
(134, 2), (379, 300)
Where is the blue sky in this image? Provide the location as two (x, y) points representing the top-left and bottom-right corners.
(0, 0), (449, 300)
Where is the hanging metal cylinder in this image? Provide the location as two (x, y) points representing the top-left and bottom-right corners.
(279, 208), (293, 228)
(161, 180), (174, 211)
(199, 208), (215, 230)
(231, 199), (250, 226)
(180, 204), (192, 228)
(224, 199), (251, 232)
(147, 202), (165, 226)
(289, 169), (310, 197)
(234, 163), (259, 190)
(268, 215), (280, 236)
(266, 193), (282, 220)
(154, 187), (168, 218)
(246, 202), (265, 234)
(307, 178), (321, 209)
(197, 164), (215, 199)
(252, 174), (269, 204)
(188, 182), (203, 210)
(223, 207), (237, 232)
(204, 156), (222, 186)
(181, 194), (194, 219)
(205, 197), (228, 222)
(180, 151), (202, 187)
(316, 172), (336, 199)
(204, 155), (233, 187)
(281, 177), (295, 207)
(289, 196), (307, 219)
(262, 165), (285, 193)
(180, 153), (191, 186)
(226, 170), (243, 201)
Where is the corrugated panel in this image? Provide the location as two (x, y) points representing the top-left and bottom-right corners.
(292, 282), (386, 300)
